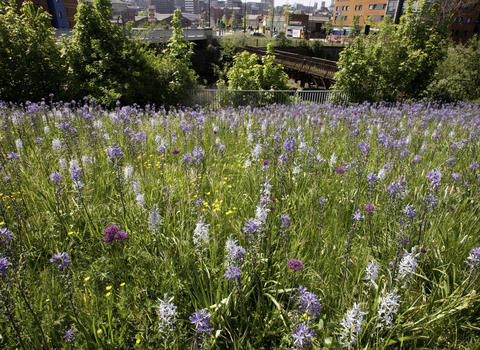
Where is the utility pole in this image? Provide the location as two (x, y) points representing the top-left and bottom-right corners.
(244, 0), (247, 32)
(208, 0), (211, 27)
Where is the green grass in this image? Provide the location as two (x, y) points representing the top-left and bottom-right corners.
(0, 100), (479, 349)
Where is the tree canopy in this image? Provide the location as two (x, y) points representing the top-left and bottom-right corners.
(0, 1), (67, 103)
(333, 0), (450, 101)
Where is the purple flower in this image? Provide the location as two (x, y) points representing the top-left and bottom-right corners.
(319, 198), (327, 206)
(426, 169), (442, 190)
(293, 285), (322, 321)
(35, 137), (44, 144)
(336, 167), (345, 174)
(353, 209), (365, 222)
(357, 141), (370, 156)
(367, 173), (377, 183)
(157, 145), (166, 154)
(243, 219), (260, 235)
(192, 146), (204, 160)
(289, 259), (304, 271)
(365, 204), (376, 212)
(105, 225), (120, 235)
(50, 171), (63, 184)
(402, 205), (416, 218)
(103, 234), (115, 243)
(446, 157), (456, 167)
(184, 153), (194, 163)
(0, 254), (10, 281)
(466, 247), (480, 270)
(421, 247), (427, 254)
(108, 145), (123, 162)
(189, 309), (214, 336)
(0, 228), (13, 244)
(263, 159), (270, 165)
(50, 252), (71, 271)
(6, 152), (19, 160)
(452, 173), (462, 183)
(450, 206), (455, 211)
(283, 137), (296, 153)
(114, 231), (128, 242)
(278, 214), (291, 230)
(224, 266), (241, 280)
(469, 162), (478, 171)
(62, 327), (77, 342)
(172, 149), (180, 154)
(291, 324), (314, 349)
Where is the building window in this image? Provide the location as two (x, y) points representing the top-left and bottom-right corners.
(369, 4), (387, 9)
(58, 12), (62, 18)
(451, 30), (467, 37)
(336, 6), (349, 10)
(335, 15), (348, 21)
(355, 5), (362, 10)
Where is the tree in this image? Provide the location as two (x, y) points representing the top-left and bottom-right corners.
(283, 4), (292, 33)
(63, 0), (196, 107)
(221, 14), (228, 27)
(348, 15), (360, 38)
(226, 43), (290, 90)
(229, 13), (238, 29)
(0, 1), (67, 102)
(425, 35), (480, 101)
(323, 20), (332, 35)
(333, 0), (450, 101)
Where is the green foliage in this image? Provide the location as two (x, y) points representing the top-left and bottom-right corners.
(226, 43), (290, 90)
(424, 35), (480, 102)
(161, 8), (199, 103)
(273, 31), (291, 49)
(228, 13), (238, 29)
(333, 0), (450, 101)
(0, 100), (480, 349)
(63, 2), (197, 107)
(0, 1), (67, 102)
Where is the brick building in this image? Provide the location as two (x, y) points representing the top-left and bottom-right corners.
(331, 0), (480, 42)
(16, 0), (77, 28)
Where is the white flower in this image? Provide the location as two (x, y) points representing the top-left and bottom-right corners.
(252, 143), (262, 160)
(124, 165), (133, 181)
(340, 303), (368, 350)
(377, 290), (400, 329)
(157, 294), (178, 335)
(44, 125), (50, 135)
(52, 138), (62, 151)
(396, 250), (421, 286)
(15, 139), (23, 151)
(378, 168), (386, 181)
(329, 153), (337, 168)
(193, 217), (209, 251)
(364, 259), (379, 282)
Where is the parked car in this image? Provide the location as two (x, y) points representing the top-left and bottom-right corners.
(327, 36), (341, 43)
(250, 32), (266, 37)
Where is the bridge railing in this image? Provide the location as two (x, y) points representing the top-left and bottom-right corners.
(184, 89), (350, 108)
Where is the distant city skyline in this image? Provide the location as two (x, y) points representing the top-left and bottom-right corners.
(249, 0), (333, 8)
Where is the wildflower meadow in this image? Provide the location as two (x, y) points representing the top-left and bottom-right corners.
(0, 99), (479, 349)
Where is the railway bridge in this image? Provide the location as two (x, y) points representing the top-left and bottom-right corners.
(241, 46), (338, 90)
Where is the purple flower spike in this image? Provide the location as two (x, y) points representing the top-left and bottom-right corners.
(365, 204), (376, 212)
(103, 235), (115, 243)
(336, 167), (345, 174)
(263, 159), (270, 165)
(50, 252), (71, 271)
(289, 259), (304, 271)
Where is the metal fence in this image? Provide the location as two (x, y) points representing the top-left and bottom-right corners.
(184, 89), (350, 108)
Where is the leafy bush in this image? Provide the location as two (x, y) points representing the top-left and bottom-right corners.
(424, 35), (480, 102)
(0, 1), (67, 103)
(333, 0), (450, 101)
